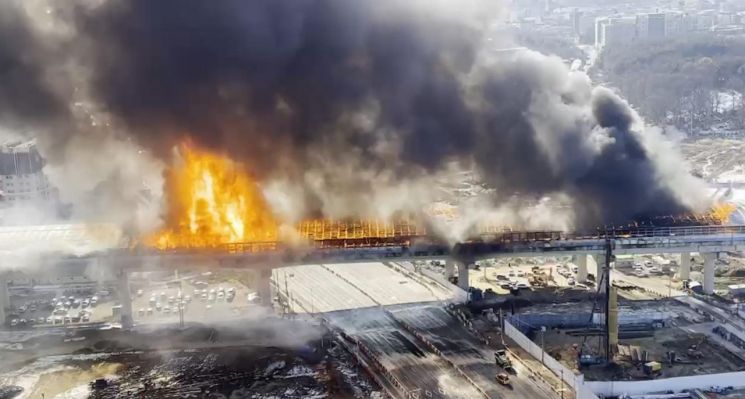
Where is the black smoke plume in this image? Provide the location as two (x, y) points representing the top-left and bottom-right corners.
(0, 0), (706, 231)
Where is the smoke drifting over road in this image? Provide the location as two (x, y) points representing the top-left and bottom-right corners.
(0, 0), (707, 231)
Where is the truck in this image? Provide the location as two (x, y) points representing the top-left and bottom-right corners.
(494, 350), (514, 371)
(643, 361), (662, 377)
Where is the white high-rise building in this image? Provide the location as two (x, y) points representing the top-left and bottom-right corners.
(596, 17), (637, 48)
(0, 140), (56, 206)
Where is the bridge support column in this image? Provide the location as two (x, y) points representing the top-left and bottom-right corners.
(590, 255), (605, 284)
(679, 252), (691, 281)
(457, 262), (470, 291)
(444, 260), (455, 280)
(574, 255), (588, 283)
(0, 274), (9, 325)
(703, 253), (717, 295)
(117, 269), (133, 328)
(257, 268), (272, 307)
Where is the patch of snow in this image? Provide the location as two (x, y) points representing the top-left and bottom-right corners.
(715, 90), (743, 114)
(262, 360), (286, 377)
(283, 365), (315, 378)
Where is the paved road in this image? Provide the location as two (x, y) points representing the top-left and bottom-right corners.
(390, 305), (556, 399)
(328, 308), (483, 398)
(281, 262), (558, 398)
(273, 264), (377, 313)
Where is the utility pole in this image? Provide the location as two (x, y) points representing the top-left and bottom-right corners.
(604, 237), (613, 363)
(499, 308), (505, 346)
(540, 326), (546, 365)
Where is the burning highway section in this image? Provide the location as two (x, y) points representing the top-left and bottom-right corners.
(150, 143), (278, 249)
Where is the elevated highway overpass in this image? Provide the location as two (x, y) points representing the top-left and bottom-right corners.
(4, 223), (745, 325)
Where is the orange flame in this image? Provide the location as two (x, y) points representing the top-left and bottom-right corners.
(710, 202), (736, 225)
(149, 143), (277, 249)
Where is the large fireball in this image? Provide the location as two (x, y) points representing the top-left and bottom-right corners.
(150, 143), (278, 249)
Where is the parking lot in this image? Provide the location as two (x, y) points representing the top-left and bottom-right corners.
(465, 257), (598, 295)
(7, 290), (117, 328)
(130, 277), (258, 324)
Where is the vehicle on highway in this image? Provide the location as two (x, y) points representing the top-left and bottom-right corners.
(494, 350), (513, 369)
(496, 373), (510, 385)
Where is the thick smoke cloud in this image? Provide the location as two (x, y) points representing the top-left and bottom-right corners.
(0, 0), (707, 233)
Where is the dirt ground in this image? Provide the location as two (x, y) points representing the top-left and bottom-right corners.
(0, 319), (382, 399)
(541, 322), (745, 381)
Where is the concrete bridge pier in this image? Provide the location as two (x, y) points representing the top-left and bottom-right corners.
(444, 260), (455, 280)
(679, 252), (691, 280)
(703, 253), (717, 295)
(117, 269), (133, 328)
(590, 255), (605, 284)
(0, 273), (9, 325)
(457, 261), (470, 291)
(574, 254), (588, 283)
(256, 268), (273, 307)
